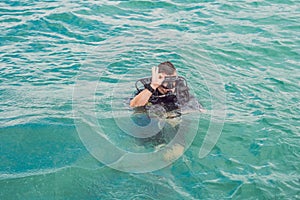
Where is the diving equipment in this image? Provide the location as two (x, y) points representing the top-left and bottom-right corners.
(135, 76), (190, 104)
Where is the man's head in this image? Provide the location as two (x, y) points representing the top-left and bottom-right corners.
(158, 61), (176, 76)
(157, 61), (177, 94)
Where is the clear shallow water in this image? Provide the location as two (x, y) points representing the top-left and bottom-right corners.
(1, 0), (299, 199)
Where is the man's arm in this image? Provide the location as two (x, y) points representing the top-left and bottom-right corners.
(130, 66), (164, 107)
(129, 84), (158, 107)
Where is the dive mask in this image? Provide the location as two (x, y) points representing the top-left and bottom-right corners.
(160, 76), (177, 89)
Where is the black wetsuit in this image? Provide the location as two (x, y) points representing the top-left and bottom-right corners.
(149, 90), (178, 112)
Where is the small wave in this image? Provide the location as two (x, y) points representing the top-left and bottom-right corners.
(0, 166), (69, 181)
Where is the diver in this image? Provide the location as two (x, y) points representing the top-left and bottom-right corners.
(129, 61), (199, 160)
(130, 61), (190, 111)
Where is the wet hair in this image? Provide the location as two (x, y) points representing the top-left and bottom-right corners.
(158, 61), (176, 75)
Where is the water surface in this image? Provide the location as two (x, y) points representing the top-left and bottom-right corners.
(1, 0), (299, 199)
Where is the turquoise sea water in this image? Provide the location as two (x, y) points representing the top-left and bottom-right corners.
(1, 0), (299, 199)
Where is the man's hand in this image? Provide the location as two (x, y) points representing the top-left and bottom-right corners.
(130, 66), (164, 107)
(151, 66), (164, 89)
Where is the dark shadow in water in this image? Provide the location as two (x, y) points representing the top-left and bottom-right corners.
(130, 107), (183, 149)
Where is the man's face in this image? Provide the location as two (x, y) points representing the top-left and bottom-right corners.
(158, 72), (177, 94)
